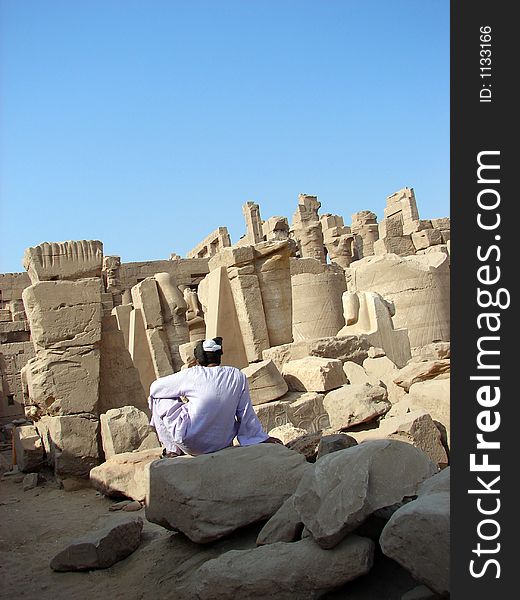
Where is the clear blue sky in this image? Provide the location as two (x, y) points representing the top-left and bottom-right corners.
(0, 0), (449, 273)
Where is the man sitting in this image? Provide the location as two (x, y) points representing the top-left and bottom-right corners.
(148, 337), (281, 456)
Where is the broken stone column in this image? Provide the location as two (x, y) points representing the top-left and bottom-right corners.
(373, 188), (419, 256)
(262, 216), (290, 241)
(98, 314), (148, 414)
(131, 278), (174, 377)
(346, 252), (450, 348)
(291, 258), (346, 341)
(198, 266), (249, 369)
(291, 194), (326, 263)
(204, 241), (293, 364)
(21, 240), (104, 478)
(337, 291), (411, 367)
(320, 214), (354, 269)
(350, 211), (379, 260)
(242, 201), (264, 244)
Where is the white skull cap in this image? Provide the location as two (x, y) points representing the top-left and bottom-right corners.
(202, 339), (222, 352)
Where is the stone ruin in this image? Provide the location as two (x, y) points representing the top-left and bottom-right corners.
(0, 187), (451, 597)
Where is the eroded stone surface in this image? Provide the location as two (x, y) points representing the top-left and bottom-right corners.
(293, 439), (437, 548)
(192, 535), (374, 600)
(90, 448), (163, 501)
(323, 383), (391, 430)
(380, 470), (450, 596)
(50, 517), (144, 571)
(146, 444), (310, 543)
(282, 357), (346, 392)
(241, 359), (288, 405)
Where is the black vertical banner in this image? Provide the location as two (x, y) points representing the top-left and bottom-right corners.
(451, 1), (515, 598)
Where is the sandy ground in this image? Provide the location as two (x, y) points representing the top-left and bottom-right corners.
(0, 451), (427, 600)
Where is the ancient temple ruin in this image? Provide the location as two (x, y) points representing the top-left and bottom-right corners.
(1, 186), (451, 598)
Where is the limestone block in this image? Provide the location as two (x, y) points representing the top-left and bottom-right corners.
(192, 536), (374, 600)
(263, 335), (371, 370)
(411, 228), (443, 251)
(363, 410), (448, 467)
(90, 448), (163, 502)
(291, 263), (346, 341)
(401, 585), (439, 600)
(380, 479), (450, 595)
(256, 495), (303, 545)
(22, 279), (102, 350)
(323, 383), (391, 430)
(293, 439), (437, 549)
(338, 291), (411, 368)
(347, 253), (450, 348)
(241, 359), (288, 405)
(343, 361), (381, 386)
(282, 357), (347, 392)
(227, 271), (270, 362)
(98, 315), (148, 414)
(363, 356), (406, 404)
(253, 391), (330, 433)
(268, 423), (308, 445)
(37, 414), (100, 478)
(146, 444), (310, 543)
(112, 304), (132, 350)
(407, 379), (450, 446)
(23, 240), (103, 283)
(50, 517), (143, 571)
(431, 217), (450, 231)
(100, 406), (160, 459)
(402, 219), (433, 236)
(198, 267), (248, 369)
(254, 241), (293, 348)
(393, 359), (450, 392)
(254, 398), (293, 432)
(24, 347), (100, 416)
(13, 425), (45, 472)
(130, 278), (163, 329)
(316, 433), (358, 459)
(373, 236), (416, 257)
(411, 341), (450, 360)
(287, 392), (330, 431)
(128, 308), (156, 396)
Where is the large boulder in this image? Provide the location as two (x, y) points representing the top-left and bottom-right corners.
(293, 439), (437, 548)
(253, 391), (330, 433)
(241, 359), (288, 405)
(36, 414), (100, 478)
(100, 406), (160, 459)
(192, 535), (374, 600)
(380, 469), (450, 596)
(323, 383), (390, 430)
(146, 444), (310, 543)
(282, 357), (346, 392)
(22, 278), (102, 350)
(13, 425), (45, 472)
(50, 516), (143, 571)
(90, 448), (163, 502)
